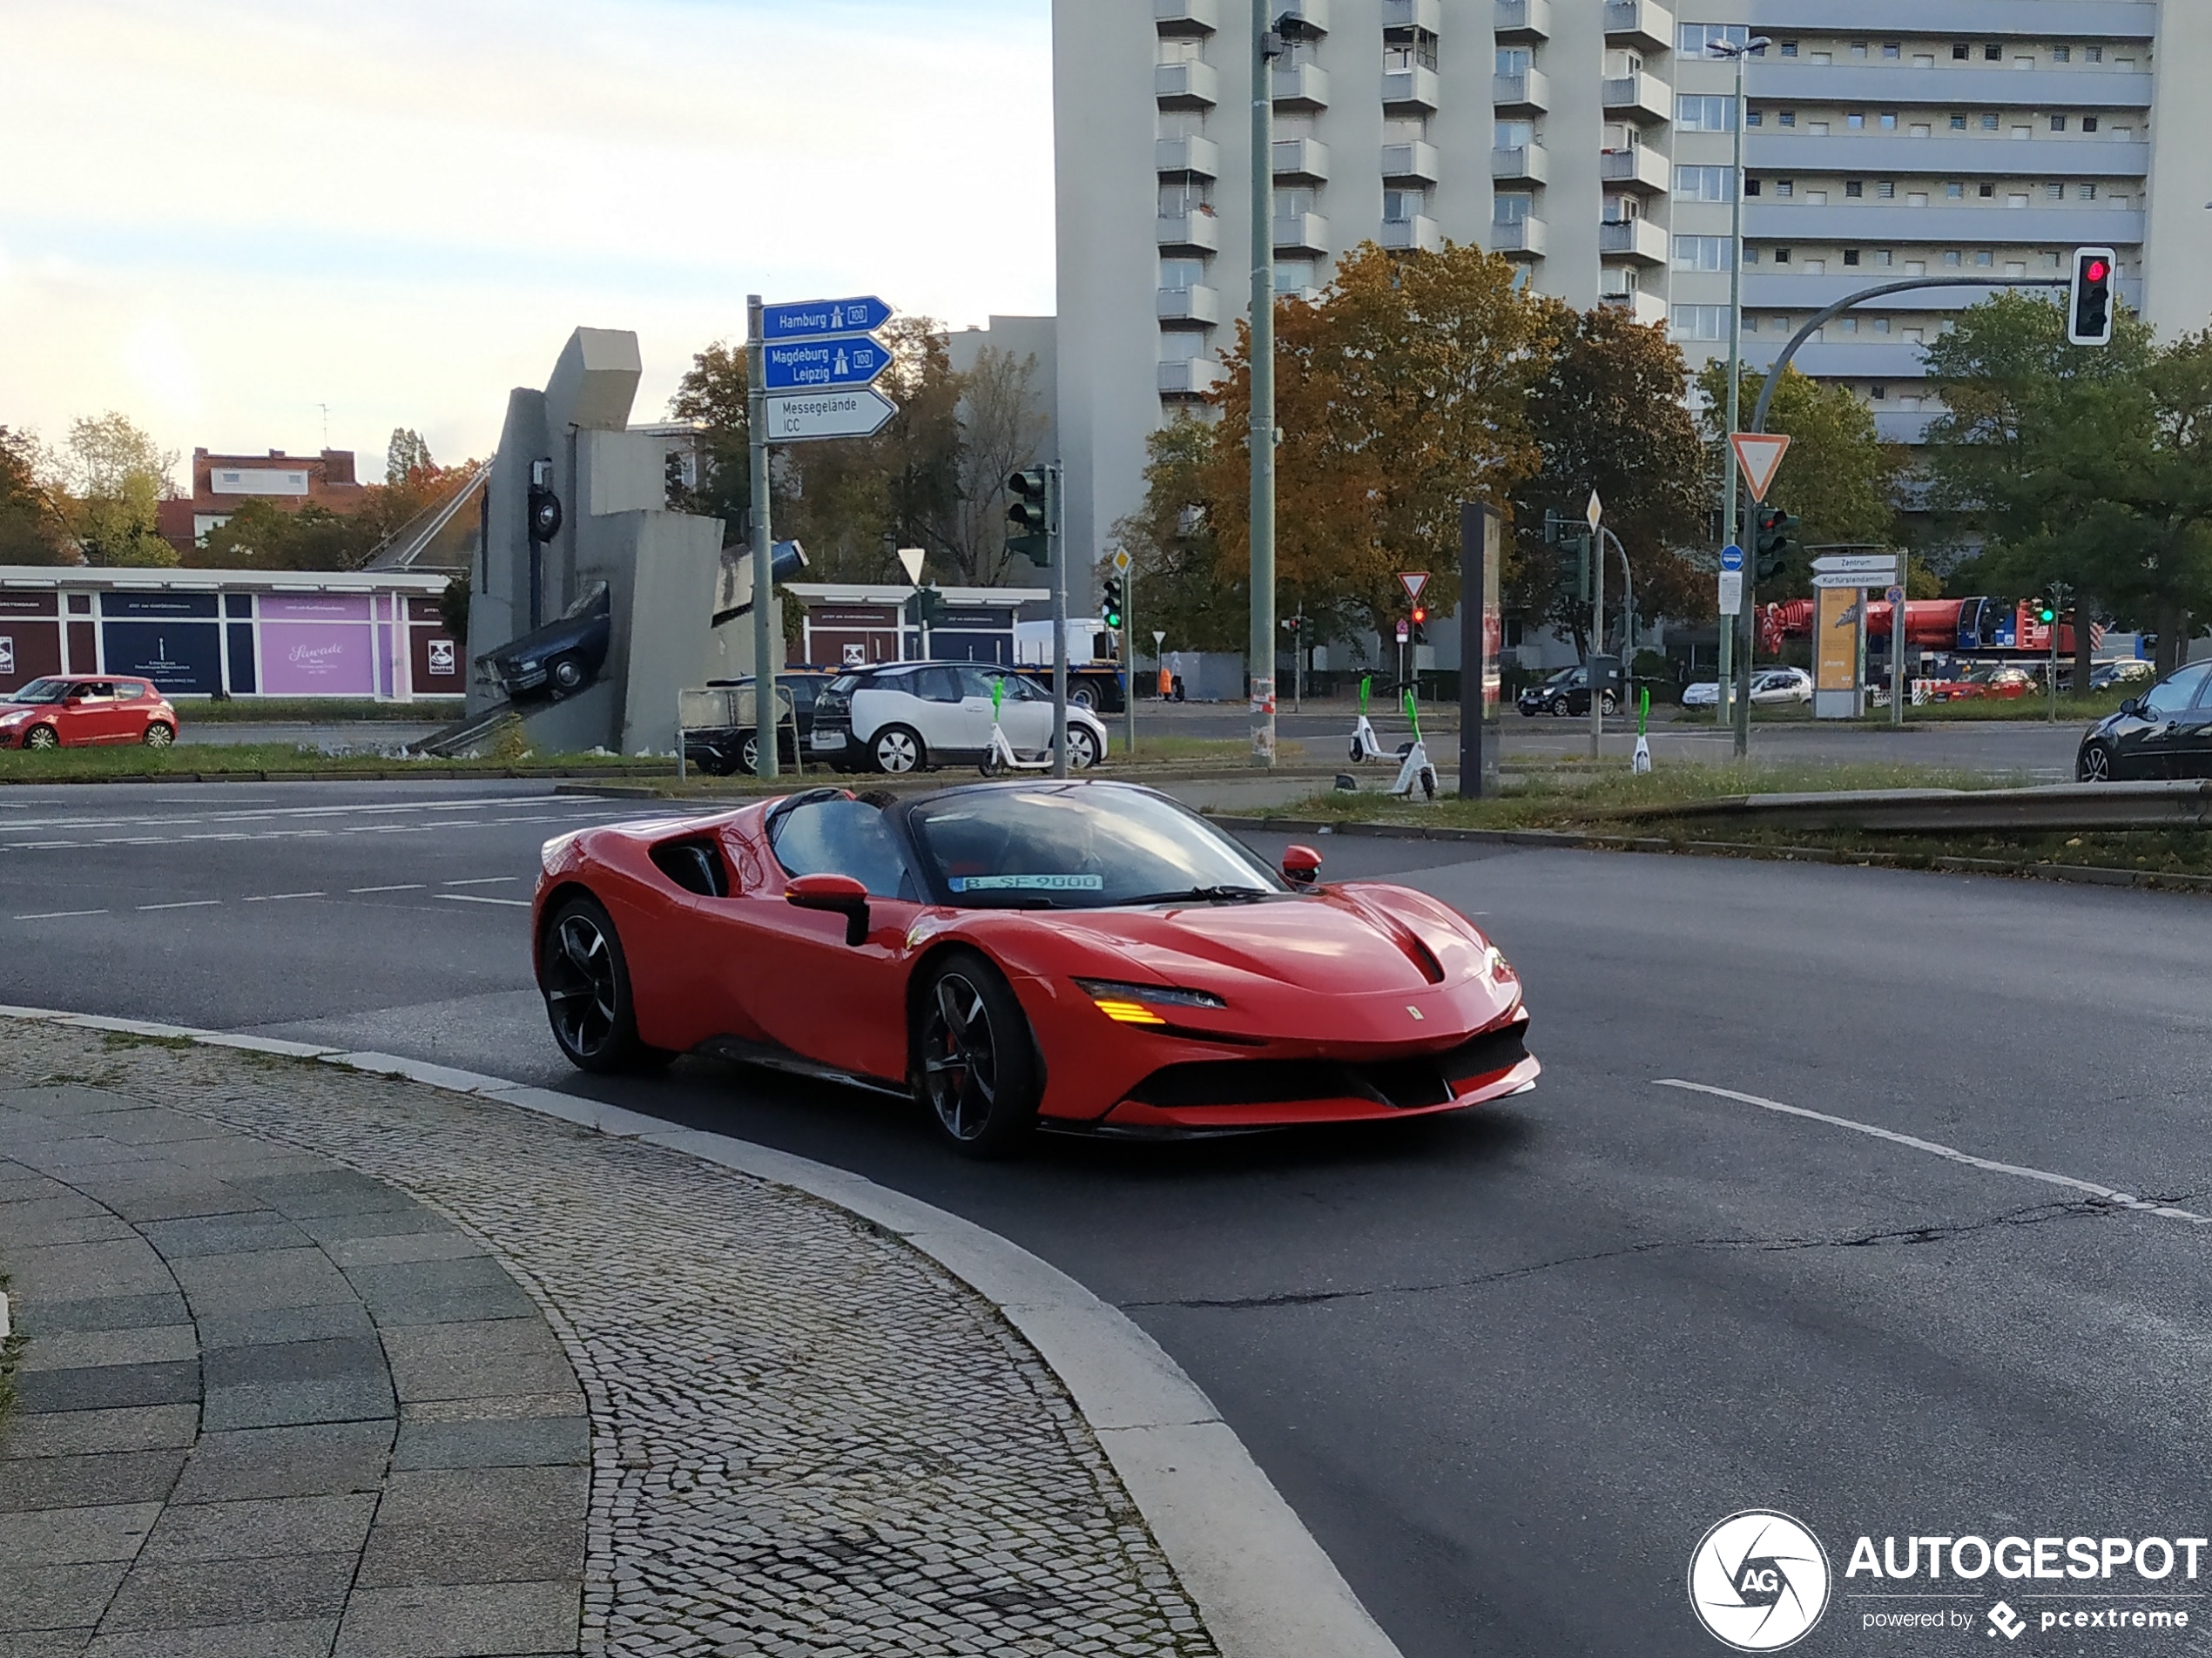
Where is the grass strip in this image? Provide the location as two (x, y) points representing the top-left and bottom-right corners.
(173, 698), (467, 725)
(0, 743), (674, 784)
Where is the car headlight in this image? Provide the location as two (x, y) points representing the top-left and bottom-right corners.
(0, 711), (27, 726)
(1074, 977), (1227, 1026)
(1484, 946), (1517, 986)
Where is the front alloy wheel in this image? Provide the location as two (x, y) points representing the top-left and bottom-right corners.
(917, 953), (1039, 1156)
(24, 725), (58, 751)
(540, 896), (668, 1074)
(144, 722), (175, 749)
(2078, 742), (2114, 784)
(1065, 725), (1101, 770)
(873, 725), (923, 774)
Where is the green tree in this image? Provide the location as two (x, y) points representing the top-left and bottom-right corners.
(194, 499), (380, 570)
(386, 428), (433, 484)
(670, 341), (753, 547)
(1110, 420), (1250, 654)
(64, 412), (179, 567)
(0, 428), (71, 565)
(1512, 307), (1710, 652)
(1696, 362), (1898, 590)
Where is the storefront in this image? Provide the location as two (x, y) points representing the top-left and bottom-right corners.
(0, 568), (459, 701)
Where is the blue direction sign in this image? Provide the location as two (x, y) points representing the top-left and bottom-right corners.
(763, 335), (893, 393)
(762, 296), (892, 341)
(1720, 543), (1745, 572)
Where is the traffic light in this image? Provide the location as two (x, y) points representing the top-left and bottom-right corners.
(915, 586), (946, 627)
(1411, 604), (1428, 645)
(1007, 468), (1051, 568)
(1752, 503), (1800, 583)
(1102, 573), (1125, 631)
(2067, 246), (2117, 347)
(2035, 596), (2057, 627)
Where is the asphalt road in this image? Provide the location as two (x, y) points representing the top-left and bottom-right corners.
(4, 778), (2207, 1657)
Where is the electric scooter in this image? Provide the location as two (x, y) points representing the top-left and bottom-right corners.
(979, 677), (1056, 777)
(1349, 674), (1387, 763)
(1386, 688), (1438, 801)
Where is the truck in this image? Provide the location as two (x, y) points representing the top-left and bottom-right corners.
(1012, 618), (1126, 713)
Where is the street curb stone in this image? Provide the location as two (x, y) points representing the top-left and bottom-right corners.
(0, 1007), (1406, 1658)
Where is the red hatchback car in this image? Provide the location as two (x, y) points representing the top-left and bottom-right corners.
(0, 676), (179, 750)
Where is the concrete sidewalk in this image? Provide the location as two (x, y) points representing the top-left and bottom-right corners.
(0, 1022), (1217, 1658)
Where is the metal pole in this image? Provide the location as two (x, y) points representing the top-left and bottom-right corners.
(1049, 463), (1069, 778)
(1248, 3), (1278, 769)
(1293, 603), (1304, 711)
(1892, 554), (1908, 729)
(1123, 564), (1138, 758)
(747, 294), (779, 780)
(1590, 527), (1605, 762)
(1719, 41), (1748, 748)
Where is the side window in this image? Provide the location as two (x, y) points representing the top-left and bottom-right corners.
(957, 665), (1005, 701)
(117, 682), (145, 702)
(910, 666), (962, 704)
(1002, 673), (1046, 702)
(2144, 664), (2209, 719)
(770, 797), (917, 900)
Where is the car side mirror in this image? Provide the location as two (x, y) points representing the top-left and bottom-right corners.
(786, 873), (870, 946)
(2120, 698), (2141, 718)
(1282, 844), (1322, 886)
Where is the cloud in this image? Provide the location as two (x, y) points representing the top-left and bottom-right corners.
(0, 0), (1054, 479)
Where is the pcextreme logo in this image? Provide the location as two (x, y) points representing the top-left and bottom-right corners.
(1689, 1511), (1833, 1652)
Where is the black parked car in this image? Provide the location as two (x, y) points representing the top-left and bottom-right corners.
(1517, 665), (1619, 718)
(2076, 662), (2212, 781)
(489, 582), (610, 703)
(683, 668), (838, 777)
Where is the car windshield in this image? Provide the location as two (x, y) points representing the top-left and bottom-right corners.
(3, 678), (71, 704)
(908, 785), (1287, 909)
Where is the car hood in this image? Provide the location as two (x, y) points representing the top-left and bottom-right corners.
(1039, 883), (1494, 998)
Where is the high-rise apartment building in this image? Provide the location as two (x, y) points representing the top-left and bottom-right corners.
(1053, 0), (2212, 572)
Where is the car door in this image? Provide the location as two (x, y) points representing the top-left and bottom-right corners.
(902, 665), (971, 758)
(62, 681), (118, 743)
(971, 666), (1054, 757)
(2113, 664), (2209, 779)
(110, 680), (153, 740)
(2181, 671), (2212, 778)
(737, 794), (922, 1082)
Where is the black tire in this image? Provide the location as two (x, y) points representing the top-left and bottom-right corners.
(1600, 691), (1619, 717)
(914, 950), (1040, 1156)
(1069, 684), (1098, 711)
(693, 746), (733, 778)
(873, 725), (925, 774)
(539, 893), (670, 1075)
(1065, 725), (1101, 770)
(1548, 698), (1569, 718)
(739, 731), (761, 776)
(24, 725), (57, 751)
(143, 721), (175, 749)
(550, 654), (586, 694)
(2077, 742), (2115, 784)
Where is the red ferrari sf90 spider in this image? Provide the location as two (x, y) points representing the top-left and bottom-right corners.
(532, 781), (1537, 1155)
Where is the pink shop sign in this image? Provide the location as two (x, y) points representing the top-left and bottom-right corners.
(260, 624), (376, 694)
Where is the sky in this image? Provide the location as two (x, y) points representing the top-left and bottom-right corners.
(0, 0), (1055, 483)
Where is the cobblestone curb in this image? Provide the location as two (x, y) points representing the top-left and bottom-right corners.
(0, 1008), (1404, 1658)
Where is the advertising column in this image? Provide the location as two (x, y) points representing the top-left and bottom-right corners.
(1814, 586), (1864, 720)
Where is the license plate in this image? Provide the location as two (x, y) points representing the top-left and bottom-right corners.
(812, 731), (844, 750)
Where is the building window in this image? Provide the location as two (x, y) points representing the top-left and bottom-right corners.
(1777, 111), (1796, 128)
(1496, 46), (1533, 76)
(1946, 181), (1965, 199)
(1872, 317), (1892, 334)
(1670, 305), (1730, 342)
(2053, 46), (2071, 63)
(1984, 44), (2001, 61)
(1846, 180), (1865, 199)
(1275, 259), (1316, 293)
(1744, 247), (1759, 265)
(1880, 112), (1898, 130)
(1775, 179), (1793, 198)
(1676, 96), (1737, 131)
(1949, 114), (1967, 131)
(1883, 42), (1901, 59)
(1746, 110), (1764, 126)
(1874, 249), (1894, 266)
(1674, 235), (1730, 272)
(1981, 113), (2000, 131)
(1847, 112), (1866, 130)
(1945, 250), (1963, 266)
(1838, 317), (1858, 334)
(2085, 45), (2102, 64)
(1851, 40), (1869, 57)
(1744, 178), (1762, 198)
(1160, 180), (1212, 215)
(1844, 248), (1861, 266)
(2047, 182), (2065, 200)
(1877, 181), (1896, 199)
(2045, 250), (2063, 267)
(1772, 246), (1791, 265)
(1677, 165), (1734, 202)
(1678, 23), (1750, 55)
(1871, 383), (1887, 399)
(1384, 189), (1426, 222)
(1779, 42), (1798, 58)
(1974, 250), (1993, 266)
(2082, 116), (2099, 133)
(2079, 183), (2098, 199)
(1495, 119), (1535, 149)
(1979, 182), (1994, 198)
(1952, 44), (1970, 61)
(1160, 258), (1206, 291)
(2051, 116), (2067, 131)
(1494, 192), (1533, 225)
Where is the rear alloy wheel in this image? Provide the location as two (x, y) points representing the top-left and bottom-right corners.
(1065, 725), (1101, 770)
(916, 951), (1040, 1156)
(550, 654), (586, 694)
(24, 725), (58, 751)
(1600, 691), (1619, 717)
(739, 732), (761, 776)
(873, 725), (924, 774)
(540, 894), (670, 1074)
(2078, 742), (2114, 784)
(1548, 698), (1569, 718)
(1070, 684), (1098, 711)
(143, 722), (175, 749)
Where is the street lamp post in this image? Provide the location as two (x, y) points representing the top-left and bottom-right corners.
(1709, 36), (1769, 759)
(1249, 6), (1280, 770)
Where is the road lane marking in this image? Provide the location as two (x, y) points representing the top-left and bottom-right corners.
(136, 900), (223, 912)
(436, 893), (530, 908)
(14, 909), (109, 920)
(443, 877), (519, 886)
(1654, 1079), (2212, 1227)
(244, 892), (327, 902)
(349, 884), (427, 894)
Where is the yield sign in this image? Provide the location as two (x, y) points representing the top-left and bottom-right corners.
(895, 547), (926, 586)
(1399, 571), (1430, 605)
(1731, 432), (1793, 502)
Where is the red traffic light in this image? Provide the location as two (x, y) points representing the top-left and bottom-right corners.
(1411, 606), (1427, 624)
(2087, 259), (2110, 283)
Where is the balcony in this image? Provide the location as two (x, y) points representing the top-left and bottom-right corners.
(1157, 135), (1221, 179)
(1158, 285), (1222, 326)
(1382, 0), (1442, 31)
(1492, 69), (1550, 115)
(1273, 211), (1330, 254)
(1602, 0), (1672, 54)
(1157, 212), (1222, 253)
(1742, 271), (2146, 314)
(1153, 0), (1219, 35)
(1743, 134), (2149, 181)
(1599, 217), (1669, 265)
(1601, 71), (1669, 125)
(1746, 340), (1932, 380)
(1276, 0), (1329, 33)
(1875, 408), (1939, 445)
(1494, 0), (1551, 40)
(1154, 61), (1220, 109)
(1273, 137), (1331, 183)
(1271, 61), (1331, 111)
(1599, 145), (1669, 192)
(1158, 358), (1225, 399)
(1601, 287), (1670, 327)
(1743, 0), (2150, 33)
(1491, 217), (1548, 259)
(1743, 63), (2151, 110)
(1491, 145), (1548, 185)
(1743, 202), (2146, 246)
(1385, 141), (1443, 185)
(1380, 215), (1444, 254)
(1385, 64), (1442, 112)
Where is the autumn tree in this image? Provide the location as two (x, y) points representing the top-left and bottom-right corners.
(1695, 362), (1898, 590)
(64, 412), (179, 567)
(1110, 420), (1250, 653)
(1201, 240), (1557, 649)
(1511, 307), (1710, 651)
(669, 341), (754, 545)
(0, 428), (71, 565)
